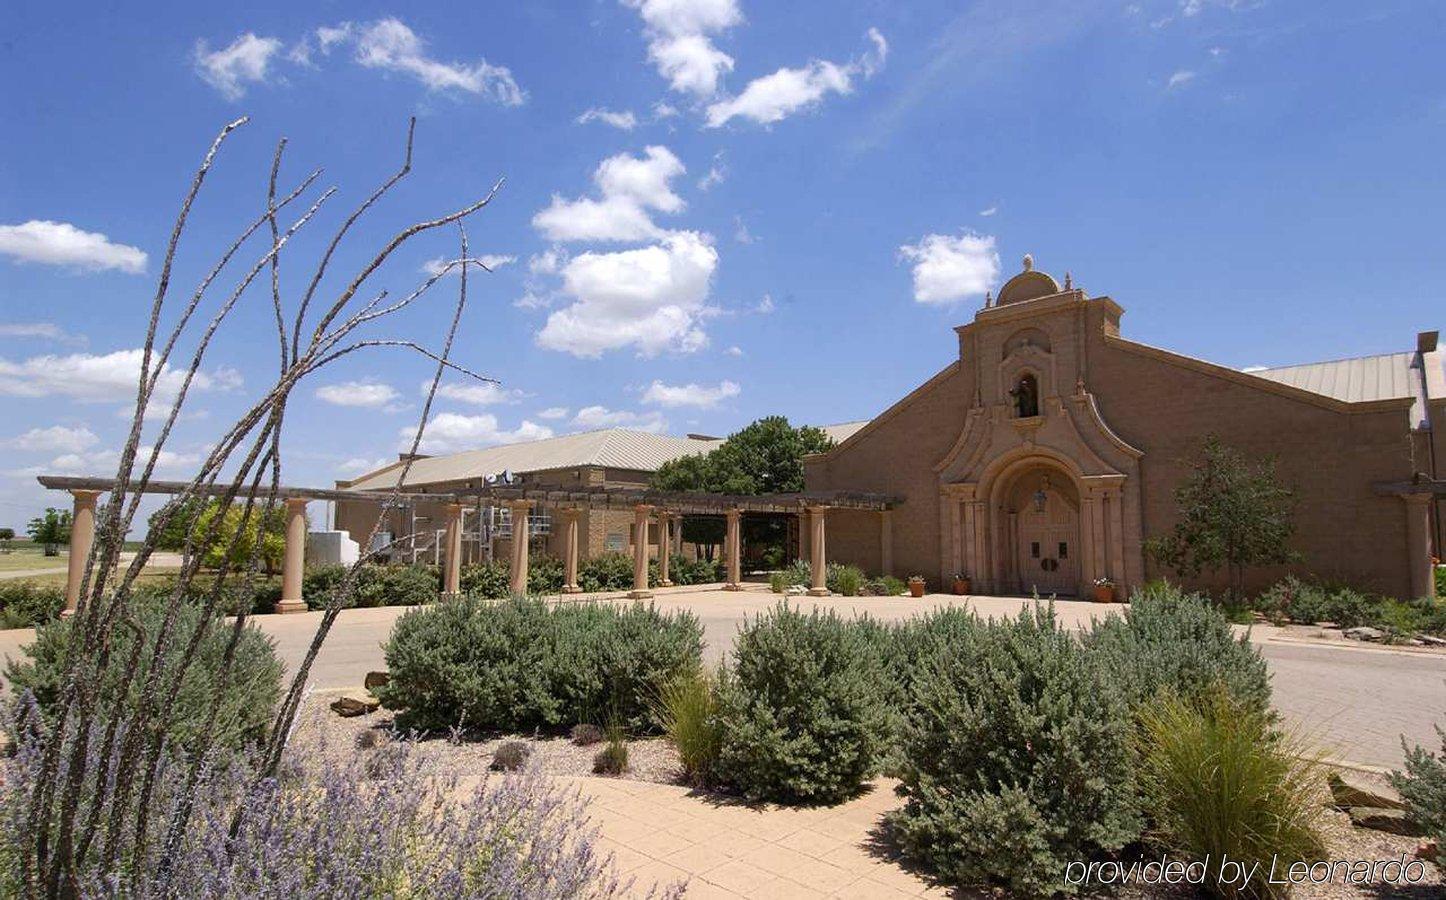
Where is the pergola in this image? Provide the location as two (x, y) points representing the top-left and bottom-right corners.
(37, 475), (900, 616)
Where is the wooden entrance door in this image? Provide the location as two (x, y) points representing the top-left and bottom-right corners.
(1016, 486), (1079, 596)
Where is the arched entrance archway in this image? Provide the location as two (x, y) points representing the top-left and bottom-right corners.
(988, 457), (1082, 596)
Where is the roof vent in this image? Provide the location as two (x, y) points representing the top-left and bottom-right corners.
(686, 433), (721, 441)
(1418, 331), (1439, 353)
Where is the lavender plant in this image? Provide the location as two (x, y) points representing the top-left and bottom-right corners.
(0, 708), (683, 899)
(11, 116), (518, 897)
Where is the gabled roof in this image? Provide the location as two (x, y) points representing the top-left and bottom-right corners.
(819, 420), (869, 444)
(342, 428), (723, 491)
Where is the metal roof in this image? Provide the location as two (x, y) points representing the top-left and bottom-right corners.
(342, 428), (723, 491)
(1248, 352), (1416, 403)
(819, 420), (869, 444)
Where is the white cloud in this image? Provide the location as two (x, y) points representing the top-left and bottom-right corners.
(725, 345), (743, 356)
(536, 231), (718, 357)
(351, 18), (525, 104)
(641, 379), (740, 408)
(697, 152), (726, 190)
(0, 322), (86, 345)
(193, 32), (283, 100)
(570, 405), (667, 433)
(0, 221), (147, 274)
(979, 206), (998, 217)
(11, 445), (199, 479)
(624, 0), (742, 97)
(705, 28), (886, 127)
(1167, 69), (1196, 89)
(577, 107), (639, 130)
(754, 293), (774, 313)
(897, 231), (1000, 305)
(733, 215), (755, 244)
(2, 425), (99, 454)
(532, 146), (686, 243)
(529, 249), (567, 275)
(337, 456), (390, 476)
(314, 380), (403, 409)
(537, 406), (570, 420)
(652, 101), (680, 119)
(431, 381), (523, 405)
(513, 290), (552, 310)
(421, 254), (515, 276)
(0, 349), (239, 403)
(403, 413), (553, 455)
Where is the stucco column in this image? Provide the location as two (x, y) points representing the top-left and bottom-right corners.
(274, 497), (309, 614)
(797, 508), (811, 564)
(879, 509), (893, 576)
(630, 505), (654, 599)
(559, 507), (581, 593)
(1404, 493), (1436, 599)
(442, 503), (464, 597)
(62, 489), (102, 618)
(808, 505), (829, 596)
(508, 500), (533, 596)
(1107, 487), (1126, 592)
(723, 509), (743, 590)
(657, 511), (673, 587)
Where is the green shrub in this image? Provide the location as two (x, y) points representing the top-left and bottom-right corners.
(768, 571), (789, 594)
(1086, 582), (1272, 718)
(577, 552), (635, 593)
(716, 603), (889, 804)
(307, 564), (441, 610)
(527, 555), (565, 595)
(302, 563), (347, 607)
(653, 667), (724, 786)
(0, 581), (65, 629)
(828, 564), (866, 597)
(1136, 689), (1325, 899)
(490, 740), (531, 771)
(890, 604), (1138, 896)
(6, 593), (282, 753)
(593, 728), (628, 775)
(1392, 726), (1446, 850)
(571, 723), (604, 746)
(1438, 565), (1446, 600)
(378, 597), (702, 734)
(667, 554), (722, 586)
(460, 560), (511, 599)
(863, 575), (906, 597)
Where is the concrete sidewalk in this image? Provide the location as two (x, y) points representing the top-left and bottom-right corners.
(567, 775), (946, 899)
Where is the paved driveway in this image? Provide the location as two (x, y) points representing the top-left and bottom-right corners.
(3, 585), (1443, 769)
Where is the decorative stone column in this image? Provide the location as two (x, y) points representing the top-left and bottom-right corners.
(630, 505), (654, 599)
(442, 503), (464, 597)
(62, 489), (102, 618)
(797, 508), (811, 564)
(657, 511), (673, 587)
(559, 507), (582, 593)
(808, 505), (829, 596)
(274, 497), (310, 614)
(722, 509), (743, 590)
(1404, 493), (1436, 599)
(879, 508), (893, 576)
(508, 500), (533, 596)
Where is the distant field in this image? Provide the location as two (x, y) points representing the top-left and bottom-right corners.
(0, 546), (68, 572)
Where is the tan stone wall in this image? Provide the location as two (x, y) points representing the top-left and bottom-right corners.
(804, 363), (970, 580)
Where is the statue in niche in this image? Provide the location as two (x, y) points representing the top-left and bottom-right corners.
(1011, 374), (1040, 418)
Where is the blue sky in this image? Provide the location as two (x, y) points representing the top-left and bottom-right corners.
(2, 0), (1443, 526)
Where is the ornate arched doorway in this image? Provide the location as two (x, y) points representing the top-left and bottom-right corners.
(1010, 471), (1079, 596)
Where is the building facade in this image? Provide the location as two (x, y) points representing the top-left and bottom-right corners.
(806, 257), (1443, 600)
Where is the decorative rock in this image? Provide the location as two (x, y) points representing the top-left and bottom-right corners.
(1344, 626), (1386, 642)
(1347, 806), (1423, 836)
(1417, 840), (1439, 863)
(1328, 771), (1406, 811)
(330, 692), (381, 717)
(785, 585), (807, 596)
(1418, 635), (1446, 647)
(364, 670), (390, 693)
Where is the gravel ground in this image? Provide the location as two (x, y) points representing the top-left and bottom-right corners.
(293, 694), (686, 784)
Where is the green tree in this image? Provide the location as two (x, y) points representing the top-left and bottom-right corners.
(26, 508), (72, 556)
(1145, 436), (1298, 600)
(146, 500), (290, 573)
(0, 527), (14, 550)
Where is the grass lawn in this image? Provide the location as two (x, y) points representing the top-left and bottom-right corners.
(0, 546), (68, 572)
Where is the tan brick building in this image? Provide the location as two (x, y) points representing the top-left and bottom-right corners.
(805, 257), (1443, 600)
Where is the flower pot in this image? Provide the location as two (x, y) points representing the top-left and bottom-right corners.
(952, 578), (970, 595)
(1092, 584), (1116, 603)
(908, 580), (926, 598)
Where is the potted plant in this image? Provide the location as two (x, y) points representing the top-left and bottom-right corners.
(1092, 577), (1116, 603)
(908, 575), (927, 598)
(951, 572), (971, 595)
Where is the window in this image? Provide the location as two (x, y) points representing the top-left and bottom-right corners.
(605, 532), (626, 552)
(1058, 542), (1068, 559)
(1012, 373), (1040, 418)
(1030, 541), (1040, 559)
(492, 506), (551, 538)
